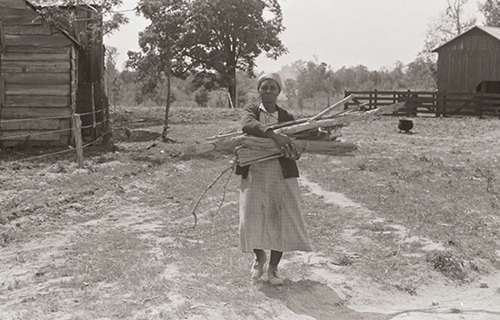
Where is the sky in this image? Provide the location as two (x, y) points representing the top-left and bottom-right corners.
(105, 0), (483, 72)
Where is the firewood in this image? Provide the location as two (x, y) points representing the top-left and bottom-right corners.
(235, 136), (357, 166)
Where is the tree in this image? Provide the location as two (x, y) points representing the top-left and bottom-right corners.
(422, 0), (476, 60)
(37, 0), (128, 44)
(479, 0), (500, 27)
(184, 0), (287, 108)
(104, 46), (120, 108)
(404, 57), (437, 90)
(127, 0), (191, 141)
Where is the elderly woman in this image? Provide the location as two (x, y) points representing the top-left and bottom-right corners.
(235, 72), (312, 285)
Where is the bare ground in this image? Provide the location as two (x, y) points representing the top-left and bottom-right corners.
(1, 106), (499, 319)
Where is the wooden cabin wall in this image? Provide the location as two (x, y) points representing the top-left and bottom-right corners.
(436, 28), (500, 93)
(0, 0), (75, 147)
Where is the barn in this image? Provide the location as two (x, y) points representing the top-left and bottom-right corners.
(433, 26), (500, 94)
(0, 0), (107, 148)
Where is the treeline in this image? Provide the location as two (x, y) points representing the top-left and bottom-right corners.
(104, 52), (436, 113)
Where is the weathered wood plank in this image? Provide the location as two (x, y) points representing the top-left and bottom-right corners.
(0, 76), (5, 107)
(1, 107), (71, 118)
(0, 130), (67, 141)
(3, 24), (52, 36)
(0, 118), (62, 130)
(5, 46), (70, 54)
(0, 7), (41, 26)
(4, 72), (70, 85)
(4, 34), (72, 47)
(0, 21), (5, 52)
(5, 95), (70, 107)
(6, 84), (70, 96)
(1, 60), (71, 73)
(0, 0), (28, 10)
(1, 52), (69, 61)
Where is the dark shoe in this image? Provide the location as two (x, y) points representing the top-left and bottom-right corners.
(267, 265), (284, 285)
(251, 251), (267, 280)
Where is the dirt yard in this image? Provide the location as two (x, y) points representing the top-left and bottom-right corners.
(1, 105), (500, 320)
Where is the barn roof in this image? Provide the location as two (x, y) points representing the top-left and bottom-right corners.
(432, 25), (500, 52)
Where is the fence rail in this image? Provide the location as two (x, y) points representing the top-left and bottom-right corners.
(344, 90), (500, 117)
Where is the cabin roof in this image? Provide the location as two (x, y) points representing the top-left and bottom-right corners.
(432, 25), (500, 52)
(28, 0), (101, 7)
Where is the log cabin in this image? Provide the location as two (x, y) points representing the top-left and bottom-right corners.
(0, 0), (107, 148)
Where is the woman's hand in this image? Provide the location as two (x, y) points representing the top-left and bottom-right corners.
(266, 130), (301, 160)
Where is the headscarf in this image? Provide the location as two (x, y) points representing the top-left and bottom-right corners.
(257, 72), (283, 93)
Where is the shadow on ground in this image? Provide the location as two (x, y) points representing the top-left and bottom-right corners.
(260, 280), (392, 320)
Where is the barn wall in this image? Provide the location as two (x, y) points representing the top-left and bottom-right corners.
(436, 28), (500, 93)
(0, 0), (75, 147)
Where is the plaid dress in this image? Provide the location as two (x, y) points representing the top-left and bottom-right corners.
(239, 109), (312, 253)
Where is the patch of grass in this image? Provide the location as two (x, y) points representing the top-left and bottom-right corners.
(426, 251), (467, 281)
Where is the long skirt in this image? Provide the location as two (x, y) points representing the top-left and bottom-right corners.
(239, 159), (312, 253)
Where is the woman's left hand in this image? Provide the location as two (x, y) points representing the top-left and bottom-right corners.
(266, 130), (301, 160)
(280, 142), (301, 160)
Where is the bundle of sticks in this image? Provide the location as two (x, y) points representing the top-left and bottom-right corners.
(185, 96), (405, 166)
(186, 97), (404, 228)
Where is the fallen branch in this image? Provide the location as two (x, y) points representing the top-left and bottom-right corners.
(189, 165), (234, 228)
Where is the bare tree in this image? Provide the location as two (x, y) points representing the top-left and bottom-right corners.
(424, 0), (477, 52)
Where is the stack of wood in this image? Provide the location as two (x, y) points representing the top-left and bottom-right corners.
(184, 96), (405, 165)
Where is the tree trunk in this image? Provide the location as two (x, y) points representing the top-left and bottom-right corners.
(228, 67), (237, 108)
(162, 68), (172, 140)
(227, 53), (237, 108)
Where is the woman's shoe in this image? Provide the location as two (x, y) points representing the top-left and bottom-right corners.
(267, 265), (284, 285)
(251, 251), (267, 280)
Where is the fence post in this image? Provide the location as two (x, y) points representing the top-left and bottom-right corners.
(436, 91), (446, 117)
(344, 90), (349, 110)
(374, 89), (378, 109)
(479, 91), (484, 119)
(71, 114), (84, 168)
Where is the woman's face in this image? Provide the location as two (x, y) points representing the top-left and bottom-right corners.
(259, 79), (280, 105)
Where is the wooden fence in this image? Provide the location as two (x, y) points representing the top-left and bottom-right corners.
(344, 90), (500, 118)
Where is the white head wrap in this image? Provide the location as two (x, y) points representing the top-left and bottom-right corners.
(257, 72), (283, 93)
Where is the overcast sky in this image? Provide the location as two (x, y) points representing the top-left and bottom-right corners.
(105, 0), (482, 72)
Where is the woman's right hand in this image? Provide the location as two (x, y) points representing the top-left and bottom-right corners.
(266, 130), (301, 160)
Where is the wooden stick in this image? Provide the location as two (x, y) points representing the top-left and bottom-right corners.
(308, 94), (354, 121)
(71, 114), (84, 168)
(189, 166), (233, 228)
(278, 102), (405, 136)
(236, 137), (357, 166)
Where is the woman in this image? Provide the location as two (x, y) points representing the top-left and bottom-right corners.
(235, 72), (312, 285)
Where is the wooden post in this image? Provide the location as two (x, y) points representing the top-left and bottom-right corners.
(228, 92), (234, 109)
(71, 114), (84, 168)
(91, 83), (97, 141)
(479, 91), (484, 119)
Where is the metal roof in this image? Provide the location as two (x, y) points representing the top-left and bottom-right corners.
(479, 25), (500, 40)
(432, 26), (500, 52)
